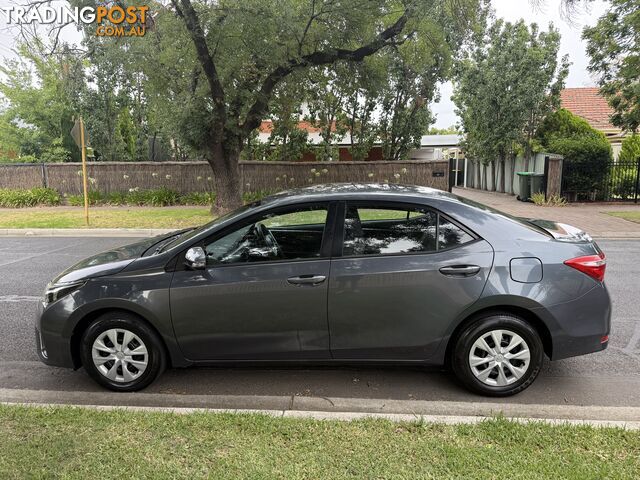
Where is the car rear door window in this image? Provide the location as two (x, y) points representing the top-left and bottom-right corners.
(343, 204), (474, 257)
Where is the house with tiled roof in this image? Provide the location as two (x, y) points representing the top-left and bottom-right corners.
(257, 120), (461, 162)
(560, 87), (626, 158)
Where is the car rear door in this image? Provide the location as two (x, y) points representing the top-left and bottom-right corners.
(327, 201), (494, 360)
(170, 202), (336, 361)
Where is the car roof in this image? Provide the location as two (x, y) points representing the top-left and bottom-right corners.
(259, 183), (459, 206)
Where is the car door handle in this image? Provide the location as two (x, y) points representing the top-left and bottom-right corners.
(439, 265), (481, 277)
(287, 275), (327, 286)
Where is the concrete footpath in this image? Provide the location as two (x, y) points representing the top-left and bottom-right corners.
(453, 187), (640, 238)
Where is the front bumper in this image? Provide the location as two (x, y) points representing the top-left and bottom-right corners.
(35, 300), (75, 368)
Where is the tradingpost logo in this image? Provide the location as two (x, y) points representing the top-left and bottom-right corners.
(0, 3), (150, 37)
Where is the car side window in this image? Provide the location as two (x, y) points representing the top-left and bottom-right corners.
(204, 205), (328, 265)
(343, 204), (473, 257)
(438, 217), (474, 250)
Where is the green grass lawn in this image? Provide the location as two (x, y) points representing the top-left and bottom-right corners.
(0, 405), (639, 479)
(0, 207), (212, 229)
(608, 211), (640, 224)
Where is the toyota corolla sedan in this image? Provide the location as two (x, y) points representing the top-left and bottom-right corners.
(35, 184), (610, 396)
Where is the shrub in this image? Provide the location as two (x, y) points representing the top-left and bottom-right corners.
(67, 191), (104, 206)
(242, 189), (277, 203)
(0, 187), (60, 207)
(619, 134), (640, 162)
(531, 192), (567, 206)
(547, 135), (611, 194)
(610, 167), (637, 199)
(536, 109), (612, 197)
(180, 192), (215, 205)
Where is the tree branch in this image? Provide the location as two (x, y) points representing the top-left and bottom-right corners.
(172, 0), (226, 120)
(241, 5), (414, 133)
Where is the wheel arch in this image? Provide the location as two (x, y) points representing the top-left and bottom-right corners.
(70, 307), (173, 370)
(444, 305), (553, 366)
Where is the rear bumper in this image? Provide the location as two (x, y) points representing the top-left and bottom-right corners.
(542, 283), (611, 361)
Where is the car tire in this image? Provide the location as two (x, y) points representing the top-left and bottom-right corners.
(80, 311), (166, 392)
(451, 313), (543, 397)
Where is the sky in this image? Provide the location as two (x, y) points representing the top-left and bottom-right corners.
(0, 0), (611, 128)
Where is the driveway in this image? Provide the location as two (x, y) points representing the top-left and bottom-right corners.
(1, 236), (639, 414)
(453, 187), (640, 238)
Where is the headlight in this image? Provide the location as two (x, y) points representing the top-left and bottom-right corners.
(43, 281), (85, 306)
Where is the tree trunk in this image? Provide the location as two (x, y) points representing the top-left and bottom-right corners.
(208, 141), (243, 216)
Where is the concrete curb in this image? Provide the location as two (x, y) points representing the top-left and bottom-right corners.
(2, 400), (639, 430)
(0, 228), (639, 239)
(1, 388), (639, 428)
(0, 228), (172, 237)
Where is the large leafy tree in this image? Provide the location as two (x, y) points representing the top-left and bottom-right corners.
(583, 0), (639, 132)
(139, 0), (483, 213)
(0, 43), (81, 162)
(453, 19), (567, 192)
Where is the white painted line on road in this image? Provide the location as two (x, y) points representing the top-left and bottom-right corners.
(0, 295), (40, 303)
(3, 401), (640, 430)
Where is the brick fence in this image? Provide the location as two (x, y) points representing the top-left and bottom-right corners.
(0, 160), (450, 194)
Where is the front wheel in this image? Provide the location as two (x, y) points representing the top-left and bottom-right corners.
(451, 313), (543, 397)
(80, 312), (166, 392)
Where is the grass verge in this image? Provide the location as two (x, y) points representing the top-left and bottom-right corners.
(0, 208), (211, 229)
(0, 405), (639, 479)
(608, 211), (640, 224)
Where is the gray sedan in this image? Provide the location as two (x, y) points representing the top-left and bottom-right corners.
(35, 184), (610, 396)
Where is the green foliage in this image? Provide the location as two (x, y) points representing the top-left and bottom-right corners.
(0, 188), (60, 207)
(40, 138), (72, 163)
(428, 126), (459, 135)
(66, 188), (217, 207)
(242, 190), (279, 204)
(0, 43), (78, 162)
(549, 137), (611, 194)
(610, 167), (638, 199)
(531, 192), (567, 206)
(454, 19), (568, 174)
(584, 0), (640, 132)
(619, 134), (640, 162)
(536, 108), (612, 195)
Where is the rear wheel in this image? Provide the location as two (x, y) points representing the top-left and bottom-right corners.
(451, 313), (543, 397)
(80, 312), (166, 392)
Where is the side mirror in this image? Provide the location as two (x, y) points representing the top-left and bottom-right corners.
(184, 246), (206, 270)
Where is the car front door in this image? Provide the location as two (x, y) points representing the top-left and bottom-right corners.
(170, 202), (335, 361)
(328, 201), (494, 360)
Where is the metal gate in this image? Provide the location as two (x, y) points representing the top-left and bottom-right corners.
(562, 158), (640, 202)
(601, 159), (640, 202)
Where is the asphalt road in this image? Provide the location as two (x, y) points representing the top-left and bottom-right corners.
(1, 237), (639, 408)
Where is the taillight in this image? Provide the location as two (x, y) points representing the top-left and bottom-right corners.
(564, 252), (606, 282)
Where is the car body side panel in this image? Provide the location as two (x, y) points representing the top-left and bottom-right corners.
(427, 238), (610, 364)
(36, 265), (188, 369)
(170, 259), (331, 361)
(328, 240), (494, 360)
